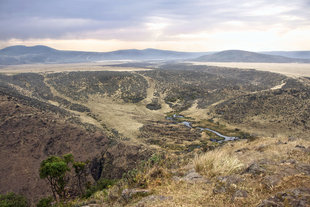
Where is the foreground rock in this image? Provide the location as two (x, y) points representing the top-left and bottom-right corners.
(257, 188), (310, 207)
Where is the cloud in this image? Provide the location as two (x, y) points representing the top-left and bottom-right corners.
(0, 0), (309, 50)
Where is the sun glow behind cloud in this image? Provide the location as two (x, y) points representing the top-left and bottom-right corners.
(0, 0), (309, 51)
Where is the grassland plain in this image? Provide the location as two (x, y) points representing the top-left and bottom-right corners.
(0, 62), (309, 206)
(189, 61), (310, 77)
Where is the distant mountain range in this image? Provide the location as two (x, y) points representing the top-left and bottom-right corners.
(0, 45), (309, 65)
(261, 51), (310, 59)
(0, 45), (210, 65)
(194, 50), (310, 63)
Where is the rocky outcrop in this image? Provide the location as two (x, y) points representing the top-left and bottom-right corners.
(257, 188), (310, 207)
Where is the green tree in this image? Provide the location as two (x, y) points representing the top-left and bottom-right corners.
(39, 154), (73, 201)
(0, 192), (29, 207)
(72, 161), (87, 195)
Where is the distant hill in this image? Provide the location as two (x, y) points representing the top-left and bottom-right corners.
(261, 51), (310, 59)
(0, 45), (210, 65)
(1, 46), (310, 65)
(194, 50), (310, 63)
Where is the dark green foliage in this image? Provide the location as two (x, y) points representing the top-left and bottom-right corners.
(84, 178), (116, 198)
(0, 192), (29, 207)
(36, 197), (53, 207)
(63, 154), (74, 164)
(39, 155), (72, 200)
(46, 71), (148, 103)
(73, 161), (88, 195)
(0, 73), (54, 100)
(146, 103), (161, 110)
(39, 154), (91, 202)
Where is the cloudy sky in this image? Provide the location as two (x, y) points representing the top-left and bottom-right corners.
(0, 0), (309, 52)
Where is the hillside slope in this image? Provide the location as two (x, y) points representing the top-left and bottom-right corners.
(195, 50), (310, 63)
(0, 45), (209, 65)
(0, 86), (151, 204)
(262, 51), (310, 59)
(0, 65), (310, 205)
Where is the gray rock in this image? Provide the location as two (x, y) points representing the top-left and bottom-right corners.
(280, 159), (297, 165)
(275, 140), (287, 145)
(217, 175), (243, 185)
(135, 195), (173, 206)
(296, 163), (310, 175)
(288, 137), (297, 142)
(213, 184), (227, 194)
(121, 188), (151, 202)
(262, 175), (282, 189)
(303, 147), (310, 154)
(243, 163), (266, 176)
(257, 188), (310, 207)
(213, 175), (244, 195)
(181, 171), (210, 184)
(233, 189), (248, 200)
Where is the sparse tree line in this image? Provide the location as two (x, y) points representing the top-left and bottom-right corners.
(39, 153), (88, 202)
(0, 153), (114, 207)
(0, 152), (166, 207)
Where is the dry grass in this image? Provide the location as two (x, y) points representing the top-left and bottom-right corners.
(70, 137), (310, 207)
(0, 62), (152, 74)
(189, 61), (310, 77)
(86, 95), (169, 141)
(193, 149), (244, 177)
(125, 136), (310, 207)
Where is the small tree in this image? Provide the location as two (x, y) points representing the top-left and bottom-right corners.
(73, 161), (87, 195)
(39, 154), (73, 201)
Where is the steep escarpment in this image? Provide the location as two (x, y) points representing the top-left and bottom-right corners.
(0, 89), (151, 204)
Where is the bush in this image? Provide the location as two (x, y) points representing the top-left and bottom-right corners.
(0, 192), (29, 207)
(122, 153), (170, 188)
(36, 197), (53, 207)
(84, 179), (116, 198)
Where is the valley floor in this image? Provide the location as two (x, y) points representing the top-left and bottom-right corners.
(0, 63), (310, 206)
(189, 61), (310, 77)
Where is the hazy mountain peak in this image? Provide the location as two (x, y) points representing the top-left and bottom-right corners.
(0, 45), (56, 56)
(194, 49), (310, 63)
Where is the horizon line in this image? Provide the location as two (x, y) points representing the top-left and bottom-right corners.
(1, 44), (310, 53)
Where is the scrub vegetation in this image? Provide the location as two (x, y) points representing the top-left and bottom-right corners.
(0, 63), (309, 206)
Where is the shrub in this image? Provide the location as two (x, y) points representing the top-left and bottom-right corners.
(84, 178), (116, 198)
(36, 197), (53, 207)
(73, 161), (88, 195)
(194, 149), (244, 177)
(0, 192), (29, 207)
(122, 153), (170, 188)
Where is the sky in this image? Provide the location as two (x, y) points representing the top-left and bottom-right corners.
(0, 0), (310, 52)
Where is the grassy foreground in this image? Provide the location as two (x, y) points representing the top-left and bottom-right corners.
(67, 136), (310, 207)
